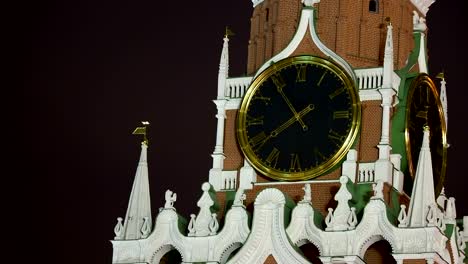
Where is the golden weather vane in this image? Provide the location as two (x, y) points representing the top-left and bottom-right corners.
(225, 26), (235, 38)
(132, 121), (150, 145)
(436, 71), (445, 80)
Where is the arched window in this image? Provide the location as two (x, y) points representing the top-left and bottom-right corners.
(369, 0), (378, 13)
(266, 8), (270, 22)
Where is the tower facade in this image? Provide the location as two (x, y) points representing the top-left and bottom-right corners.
(111, 0), (467, 263)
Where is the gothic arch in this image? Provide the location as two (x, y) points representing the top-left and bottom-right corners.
(298, 239), (323, 264)
(219, 242), (243, 263)
(358, 235), (395, 260)
(150, 244), (184, 264)
(296, 238), (322, 255)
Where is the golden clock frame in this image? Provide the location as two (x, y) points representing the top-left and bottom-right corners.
(236, 55), (361, 181)
(404, 73), (448, 195)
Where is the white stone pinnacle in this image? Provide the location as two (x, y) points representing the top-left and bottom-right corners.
(120, 142), (152, 240)
(407, 127), (436, 227)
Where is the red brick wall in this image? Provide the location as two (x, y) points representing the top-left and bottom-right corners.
(224, 110), (243, 170)
(264, 254), (278, 263)
(357, 100), (382, 162)
(247, 0), (419, 75)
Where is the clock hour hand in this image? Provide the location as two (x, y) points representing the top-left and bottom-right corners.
(276, 86), (309, 131)
(270, 104), (314, 137)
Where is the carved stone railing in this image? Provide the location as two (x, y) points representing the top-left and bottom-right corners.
(221, 171), (237, 190)
(225, 77), (252, 99)
(358, 162), (375, 182)
(355, 68), (383, 90)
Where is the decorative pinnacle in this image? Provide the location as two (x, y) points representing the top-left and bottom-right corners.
(436, 71), (445, 80)
(132, 121), (150, 145)
(224, 26), (235, 38)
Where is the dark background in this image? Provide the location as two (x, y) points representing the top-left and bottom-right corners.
(22, 0), (467, 263)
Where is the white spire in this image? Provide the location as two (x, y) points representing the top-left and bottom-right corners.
(407, 127), (436, 227)
(217, 35), (229, 99)
(439, 76), (448, 131)
(121, 142), (152, 239)
(382, 22), (394, 89)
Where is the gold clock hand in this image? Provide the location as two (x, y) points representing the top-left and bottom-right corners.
(270, 104), (314, 137)
(250, 104), (315, 151)
(276, 86), (308, 131)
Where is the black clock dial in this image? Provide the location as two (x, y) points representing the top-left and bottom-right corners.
(405, 74), (447, 196)
(237, 56), (360, 181)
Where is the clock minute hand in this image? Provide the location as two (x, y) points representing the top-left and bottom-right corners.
(270, 104), (315, 138)
(277, 87), (308, 131)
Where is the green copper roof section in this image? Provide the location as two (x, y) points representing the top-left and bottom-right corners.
(445, 223), (455, 238)
(391, 31), (426, 194)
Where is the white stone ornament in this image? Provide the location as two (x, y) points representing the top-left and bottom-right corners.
(141, 217), (150, 238)
(426, 204), (437, 227)
(301, 183), (312, 203)
(436, 187), (447, 209)
(347, 207), (357, 230)
(413, 10), (427, 31)
(372, 179), (384, 199)
(114, 217), (123, 240)
(164, 189), (177, 209)
(457, 227), (466, 250)
(398, 205), (408, 227)
(302, 0), (320, 7)
(445, 197), (457, 222)
(325, 208), (335, 230)
(188, 213), (196, 236)
(194, 182), (215, 236)
(209, 213), (219, 235)
(233, 188), (246, 207)
(327, 176), (353, 231)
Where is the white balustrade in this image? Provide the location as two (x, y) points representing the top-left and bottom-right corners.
(355, 68), (384, 90)
(358, 162), (376, 182)
(225, 77), (252, 98)
(221, 172), (237, 190)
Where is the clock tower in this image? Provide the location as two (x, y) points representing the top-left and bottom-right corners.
(111, 0), (467, 263)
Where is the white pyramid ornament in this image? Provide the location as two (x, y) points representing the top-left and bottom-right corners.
(194, 182), (215, 236)
(327, 176), (353, 231)
(407, 127), (436, 227)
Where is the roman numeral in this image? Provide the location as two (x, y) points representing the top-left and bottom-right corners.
(329, 87), (346, 100)
(254, 96), (271, 105)
(416, 109), (428, 121)
(328, 129), (346, 147)
(314, 147), (327, 165)
(271, 74), (286, 89)
(296, 65), (307, 83)
(289, 153), (302, 172)
(333, 110), (350, 119)
(265, 147), (280, 168)
(249, 132), (268, 151)
(317, 71), (327, 87)
(247, 114), (264, 126)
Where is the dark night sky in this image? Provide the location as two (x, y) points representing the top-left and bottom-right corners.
(22, 0), (467, 263)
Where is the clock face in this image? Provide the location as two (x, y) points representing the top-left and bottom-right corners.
(405, 74), (447, 196)
(237, 56), (360, 181)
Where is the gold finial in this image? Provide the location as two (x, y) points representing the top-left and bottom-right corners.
(132, 121), (150, 145)
(225, 26), (235, 38)
(436, 71), (445, 80)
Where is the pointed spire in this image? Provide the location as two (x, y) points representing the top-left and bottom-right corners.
(407, 126), (436, 227)
(217, 30), (230, 99)
(121, 124), (152, 240)
(437, 73), (448, 131)
(382, 21), (394, 89)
